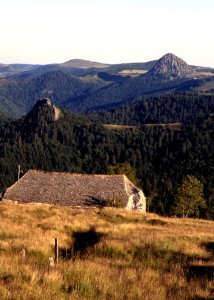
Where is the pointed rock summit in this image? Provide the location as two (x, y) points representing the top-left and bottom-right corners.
(148, 53), (196, 77)
(26, 98), (61, 123)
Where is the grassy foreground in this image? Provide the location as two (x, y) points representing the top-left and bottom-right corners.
(0, 203), (213, 300)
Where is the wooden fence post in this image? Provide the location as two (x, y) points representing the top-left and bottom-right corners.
(55, 238), (59, 263)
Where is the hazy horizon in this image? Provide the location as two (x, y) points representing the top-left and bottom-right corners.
(1, 0), (214, 68)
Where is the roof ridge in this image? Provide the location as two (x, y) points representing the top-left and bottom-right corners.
(27, 169), (127, 177)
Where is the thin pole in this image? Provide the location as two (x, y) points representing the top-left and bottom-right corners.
(18, 165), (21, 181)
(55, 238), (59, 263)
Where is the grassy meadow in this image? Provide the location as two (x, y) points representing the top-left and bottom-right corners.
(0, 203), (213, 299)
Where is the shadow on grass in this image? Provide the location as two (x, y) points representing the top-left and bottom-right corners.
(132, 243), (214, 299)
(60, 226), (105, 259)
(186, 265), (214, 281)
(133, 243), (213, 278)
(189, 296), (214, 300)
(182, 241), (214, 283)
(132, 243), (195, 270)
(202, 242), (214, 256)
(183, 241), (214, 284)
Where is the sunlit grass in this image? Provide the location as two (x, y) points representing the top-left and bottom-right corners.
(0, 203), (213, 299)
(102, 124), (136, 130)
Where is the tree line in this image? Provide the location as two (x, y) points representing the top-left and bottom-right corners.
(88, 92), (214, 126)
(0, 93), (213, 219)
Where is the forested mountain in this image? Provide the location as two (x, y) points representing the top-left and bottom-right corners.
(60, 59), (110, 69)
(0, 95), (213, 219)
(0, 71), (106, 117)
(0, 54), (213, 219)
(2, 68), (214, 118)
(0, 53), (214, 118)
(0, 63), (41, 78)
(66, 75), (214, 113)
(88, 93), (214, 125)
(0, 59), (157, 79)
(0, 111), (10, 125)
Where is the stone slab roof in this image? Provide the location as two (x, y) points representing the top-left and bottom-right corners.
(3, 170), (146, 211)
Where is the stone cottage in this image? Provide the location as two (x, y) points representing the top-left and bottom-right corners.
(2, 170), (146, 211)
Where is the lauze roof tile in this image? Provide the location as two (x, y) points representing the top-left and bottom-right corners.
(2, 170), (146, 211)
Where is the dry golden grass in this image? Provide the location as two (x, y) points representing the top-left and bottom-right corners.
(102, 124), (136, 130)
(197, 71), (214, 77)
(0, 203), (213, 299)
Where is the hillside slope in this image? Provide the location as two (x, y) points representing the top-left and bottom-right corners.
(0, 96), (213, 218)
(0, 53), (214, 117)
(89, 93), (214, 125)
(0, 71), (105, 117)
(0, 203), (213, 300)
(60, 59), (110, 69)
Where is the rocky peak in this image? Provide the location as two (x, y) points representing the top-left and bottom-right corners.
(26, 98), (62, 123)
(148, 53), (196, 77)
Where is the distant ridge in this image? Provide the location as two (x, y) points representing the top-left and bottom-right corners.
(60, 59), (110, 69)
(0, 53), (214, 118)
(148, 53), (196, 77)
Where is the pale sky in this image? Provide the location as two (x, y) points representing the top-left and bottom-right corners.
(0, 0), (214, 67)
